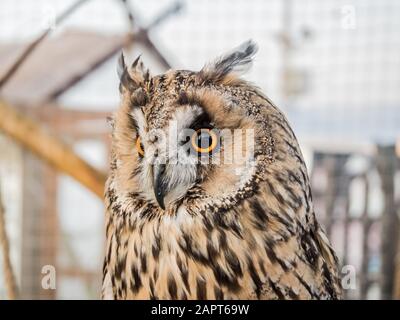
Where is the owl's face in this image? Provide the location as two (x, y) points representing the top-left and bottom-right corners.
(112, 42), (260, 212)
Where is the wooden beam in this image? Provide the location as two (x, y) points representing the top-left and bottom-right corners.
(47, 33), (133, 102)
(0, 0), (92, 91)
(0, 101), (106, 198)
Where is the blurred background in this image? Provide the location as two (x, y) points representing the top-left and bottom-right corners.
(0, 0), (399, 300)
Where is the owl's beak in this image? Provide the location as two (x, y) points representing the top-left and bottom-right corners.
(153, 164), (167, 210)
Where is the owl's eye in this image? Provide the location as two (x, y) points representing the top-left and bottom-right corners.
(191, 129), (218, 154)
(136, 137), (145, 156)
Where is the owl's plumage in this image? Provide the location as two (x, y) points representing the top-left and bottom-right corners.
(102, 41), (342, 300)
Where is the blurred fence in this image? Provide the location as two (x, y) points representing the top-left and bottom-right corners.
(311, 145), (399, 299)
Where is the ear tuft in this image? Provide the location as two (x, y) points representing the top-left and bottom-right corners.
(131, 54), (142, 69)
(199, 40), (258, 84)
(117, 53), (151, 94)
(118, 52), (138, 93)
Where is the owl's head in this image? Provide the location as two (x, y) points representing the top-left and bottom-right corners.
(111, 41), (269, 213)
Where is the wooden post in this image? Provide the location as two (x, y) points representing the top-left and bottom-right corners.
(395, 237), (400, 299)
(0, 181), (18, 299)
(376, 145), (399, 299)
(324, 157), (337, 239)
(20, 152), (46, 299)
(360, 173), (370, 299)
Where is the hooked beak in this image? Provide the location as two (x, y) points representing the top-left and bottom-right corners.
(153, 164), (167, 210)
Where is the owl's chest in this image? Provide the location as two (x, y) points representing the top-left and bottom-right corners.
(108, 206), (256, 299)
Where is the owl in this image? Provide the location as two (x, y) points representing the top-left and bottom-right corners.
(102, 41), (342, 300)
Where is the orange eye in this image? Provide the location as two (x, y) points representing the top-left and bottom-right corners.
(136, 137), (145, 156)
(191, 129), (218, 154)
